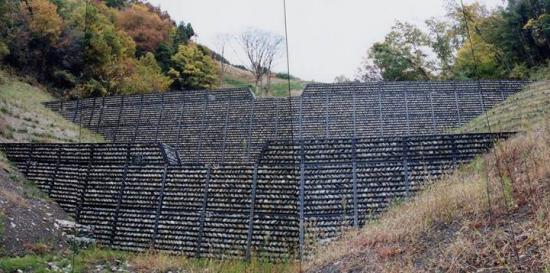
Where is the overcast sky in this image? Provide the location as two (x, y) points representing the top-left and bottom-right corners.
(148, 0), (505, 82)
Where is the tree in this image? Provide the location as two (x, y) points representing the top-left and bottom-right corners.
(238, 29), (283, 95)
(425, 18), (460, 79)
(20, 0), (63, 41)
(173, 21), (195, 46)
(168, 43), (218, 90)
(358, 22), (435, 81)
(118, 52), (172, 94)
(334, 75), (352, 83)
(116, 3), (173, 54)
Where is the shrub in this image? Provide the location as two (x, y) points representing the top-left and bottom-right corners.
(0, 41), (9, 61)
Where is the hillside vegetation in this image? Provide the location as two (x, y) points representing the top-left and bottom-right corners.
(356, 0), (550, 82)
(306, 83), (550, 272)
(221, 64), (306, 97)
(0, 69), (102, 143)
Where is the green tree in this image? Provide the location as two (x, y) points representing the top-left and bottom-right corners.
(359, 22), (435, 81)
(425, 18), (460, 79)
(118, 52), (172, 94)
(168, 43), (218, 90)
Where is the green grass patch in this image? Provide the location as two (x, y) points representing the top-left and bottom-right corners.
(271, 81), (304, 97)
(0, 247), (297, 273)
(223, 75), (253, 89)
(0, 255), (53, 273)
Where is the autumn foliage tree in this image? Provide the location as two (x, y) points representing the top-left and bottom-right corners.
(0, 0), (219, 97)
(168, 43), (218, 90)
(116, 3), (172, 54)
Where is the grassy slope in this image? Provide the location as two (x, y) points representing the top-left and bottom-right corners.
(220, 64), (306, 97)
(456, 80), (550, 133)
(306, 82), (550, 272)
(0, 70), (102, 143)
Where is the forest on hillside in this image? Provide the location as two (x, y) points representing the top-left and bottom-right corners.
(0, 0), (549, 98)
(0, 0), (219, 98)
(356, 0), (550, 81)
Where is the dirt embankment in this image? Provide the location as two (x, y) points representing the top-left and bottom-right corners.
(0, 156), (70, 256)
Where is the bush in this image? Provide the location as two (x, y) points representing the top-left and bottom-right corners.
(529, 62), (550, 80)
(275, 72), (297, 80)
(118, 52), (172, 94)
(73, 79), (107, 98)
(0, 41), (9, 61)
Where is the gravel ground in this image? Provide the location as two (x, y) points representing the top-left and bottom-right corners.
(0, 162), (69, 256)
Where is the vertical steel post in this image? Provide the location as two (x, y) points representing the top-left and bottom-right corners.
(299, 96), (304, 140)
(452, 135), (458, 169)
(298, 141), (305, 259)
(196, 93), (208, 163)
(404, 84), (410, 135)
(72, 99), (80, 123)
(196, 167), (211, 258)
(110, 143), (131, 247)
(477, 81), (486, 113)
(96, 97), (106, 132)
(113, 96), (125, 143)
(352, 138), (358, 228)
(133, 94), (144, 144)
(377, 83), (384, 137)
(76, 144), (95, 222)
(246, 98), (256, 161)
(428, 83), (437, 134)
(245, 164), (259, 260)
(175, 95), (186, 151)
(402, 137), (410, 197)
(221, 99), (231, 164)
(88, 97), (97, 128)
(25, 145), (35, 177)
(497, 81), (505, 101)
(152, 164), (169, 248)
(325, 87), (330, 138)
(48, 147), (61, 196)
(155, 93), (166, 142)
(352, 87), (357, 138)
(274, 101), (280, 138)
(453, 81), (462, 126)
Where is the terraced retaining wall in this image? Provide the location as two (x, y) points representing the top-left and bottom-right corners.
(43, 81), (526, 164)
(0, 132), (512, 258)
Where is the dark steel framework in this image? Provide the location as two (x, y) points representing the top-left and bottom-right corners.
(1, 132), (512, 258)
(43, 81), (527, 165)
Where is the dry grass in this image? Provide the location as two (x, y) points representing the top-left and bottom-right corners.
(306, 122), (550, 272)
(306, 80), (550, 273)
(127, 251), (298, 273)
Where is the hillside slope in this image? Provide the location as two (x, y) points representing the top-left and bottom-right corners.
(220, 64), (306, 97)
(306, 82), (550, 272)
(0, 70), (104, 257)
(0, 70), (102, 143)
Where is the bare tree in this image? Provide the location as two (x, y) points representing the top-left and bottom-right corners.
(215, 34), (231, 87)
(238, 29), (283, 96)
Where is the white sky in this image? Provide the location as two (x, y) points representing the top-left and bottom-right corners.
(147, 0), (505, 82)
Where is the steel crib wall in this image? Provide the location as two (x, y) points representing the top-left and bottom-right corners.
(0, 132), (513, 259)
(43, 81), (527, 164)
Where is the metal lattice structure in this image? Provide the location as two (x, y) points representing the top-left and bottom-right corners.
(43, 81), (527, 164)
(0, 132), (513, 258)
